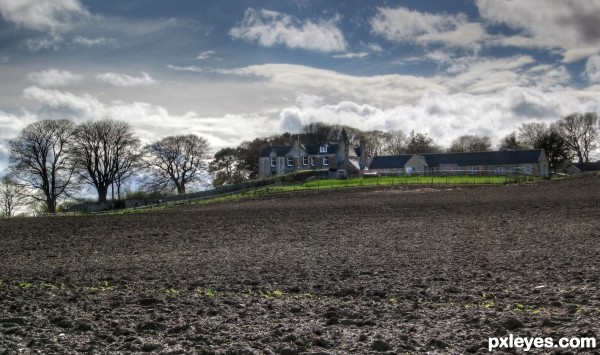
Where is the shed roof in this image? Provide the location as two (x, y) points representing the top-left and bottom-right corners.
(369, 155), (414, 169)
(421, 150), (543, 167)
(571, 162), (600, 172)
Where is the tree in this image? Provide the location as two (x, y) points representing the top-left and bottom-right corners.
(301, 122), (335, 144)
(499, 132), (525, 150)
(209, 147), (246, 187)
(236, 137), (270, 180)
(361, 130), (388, 157)
(72, 119), (140, 202)
(144, 134), (211, 194)
(518, 122), (550, 149)
(9, 119), (77, 213)
(0, 175), (28, 217)
(449, 134), (492, 152)
(404, 131), (441, 154)
(554, 112), (598, 163)
(534, 130), (572, 174)
(382, 130), (407, 155)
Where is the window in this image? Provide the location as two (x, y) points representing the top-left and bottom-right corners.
(287, 157), (293, 167)
(319, 145), (328, 153)
(302, 156), (308, 166)
(323, 156), (329, 166)
(495, 167), (506, 175)
(270, 157), (276, 167)
(468, 166), (479, 175)
(310, 156), (316, 166)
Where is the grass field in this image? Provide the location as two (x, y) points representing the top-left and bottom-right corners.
(300, 175), (531, 188)
(187, 174), (539, 206)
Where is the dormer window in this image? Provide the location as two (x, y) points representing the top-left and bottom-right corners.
(319, 145), (328, 153)
(270, 157), (276, 167)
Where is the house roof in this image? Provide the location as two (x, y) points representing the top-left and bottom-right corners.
(571, 162), (600, 172)
(259, 146), (292, 158)
(421, 150), (543, 167)
(369, 155), (414, 169)
(261, 143), (339, 157)
(303, 144), (338, 155)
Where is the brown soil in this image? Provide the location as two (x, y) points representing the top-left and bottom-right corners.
(1, 177), (599, 354)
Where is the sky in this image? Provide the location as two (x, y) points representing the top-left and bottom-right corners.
(1, 0), (600, 173)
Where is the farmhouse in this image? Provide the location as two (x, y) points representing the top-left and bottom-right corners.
(369, 149), (550, 178)
(258, 135), (367, 178)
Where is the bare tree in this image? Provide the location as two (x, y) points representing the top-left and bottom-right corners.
(404, 131), (441, 154)
(0, 175), (29, 217)
(9, 119), (76, 213)
(449, 134), (492, 152)
(554, 112), (599, 163)
(362, 130), (388, 157)
(517, 122), (550, 149)
(144, 134), (211, 194)
(382, 129), (407, 155)
(72, 119), (140, 202)
(499, 132), (525, 150)
(301, 122), (335, 144)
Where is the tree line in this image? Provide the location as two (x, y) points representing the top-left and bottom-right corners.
(210, 113), (599, 186)
(2, 119), (210, 215)
(1, 112), (598, 216)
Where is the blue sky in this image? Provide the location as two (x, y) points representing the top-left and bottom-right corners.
(1, 0), (600, 172)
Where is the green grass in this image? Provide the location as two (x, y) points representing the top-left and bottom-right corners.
(267, 174), (535, 191)
(73, 174), (538, 216)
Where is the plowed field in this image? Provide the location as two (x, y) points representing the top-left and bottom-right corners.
(1, 177), (599, 354)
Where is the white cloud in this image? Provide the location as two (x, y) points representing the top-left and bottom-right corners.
(585, 55), (600, 83)
(166, 65), (239, 75)
(72, 36), (116, 47)
(27, 68), (82, 88)
(96, 72), (157, 87)
(230, 8), (346, 53)
(429, 55), (545, 95)
(17, 86), (279, 151)
(333, 52), (369, 59)
(22, 86), (104, 120)
(276, 86), (597, 149)
(0, 109), (44, 173)
(0, 0), (88, 33)
(24, 35), (63, 52)
(197, 50), (216, 60)
(477, 0), (600, 62)
(226, 63), (446, 108)
(370, 6), (488, 49)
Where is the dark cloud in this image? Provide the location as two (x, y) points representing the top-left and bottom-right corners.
(559, 12), (600, 44)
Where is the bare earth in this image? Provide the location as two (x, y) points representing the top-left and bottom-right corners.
(1, 177), (599, 354)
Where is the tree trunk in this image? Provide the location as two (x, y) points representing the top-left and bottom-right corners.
(177, 184), (185, 194)
(98, 186), (109, 203)
(47, 198), (56, 214)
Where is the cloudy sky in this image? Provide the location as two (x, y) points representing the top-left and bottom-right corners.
(1, 0), (600, 172)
